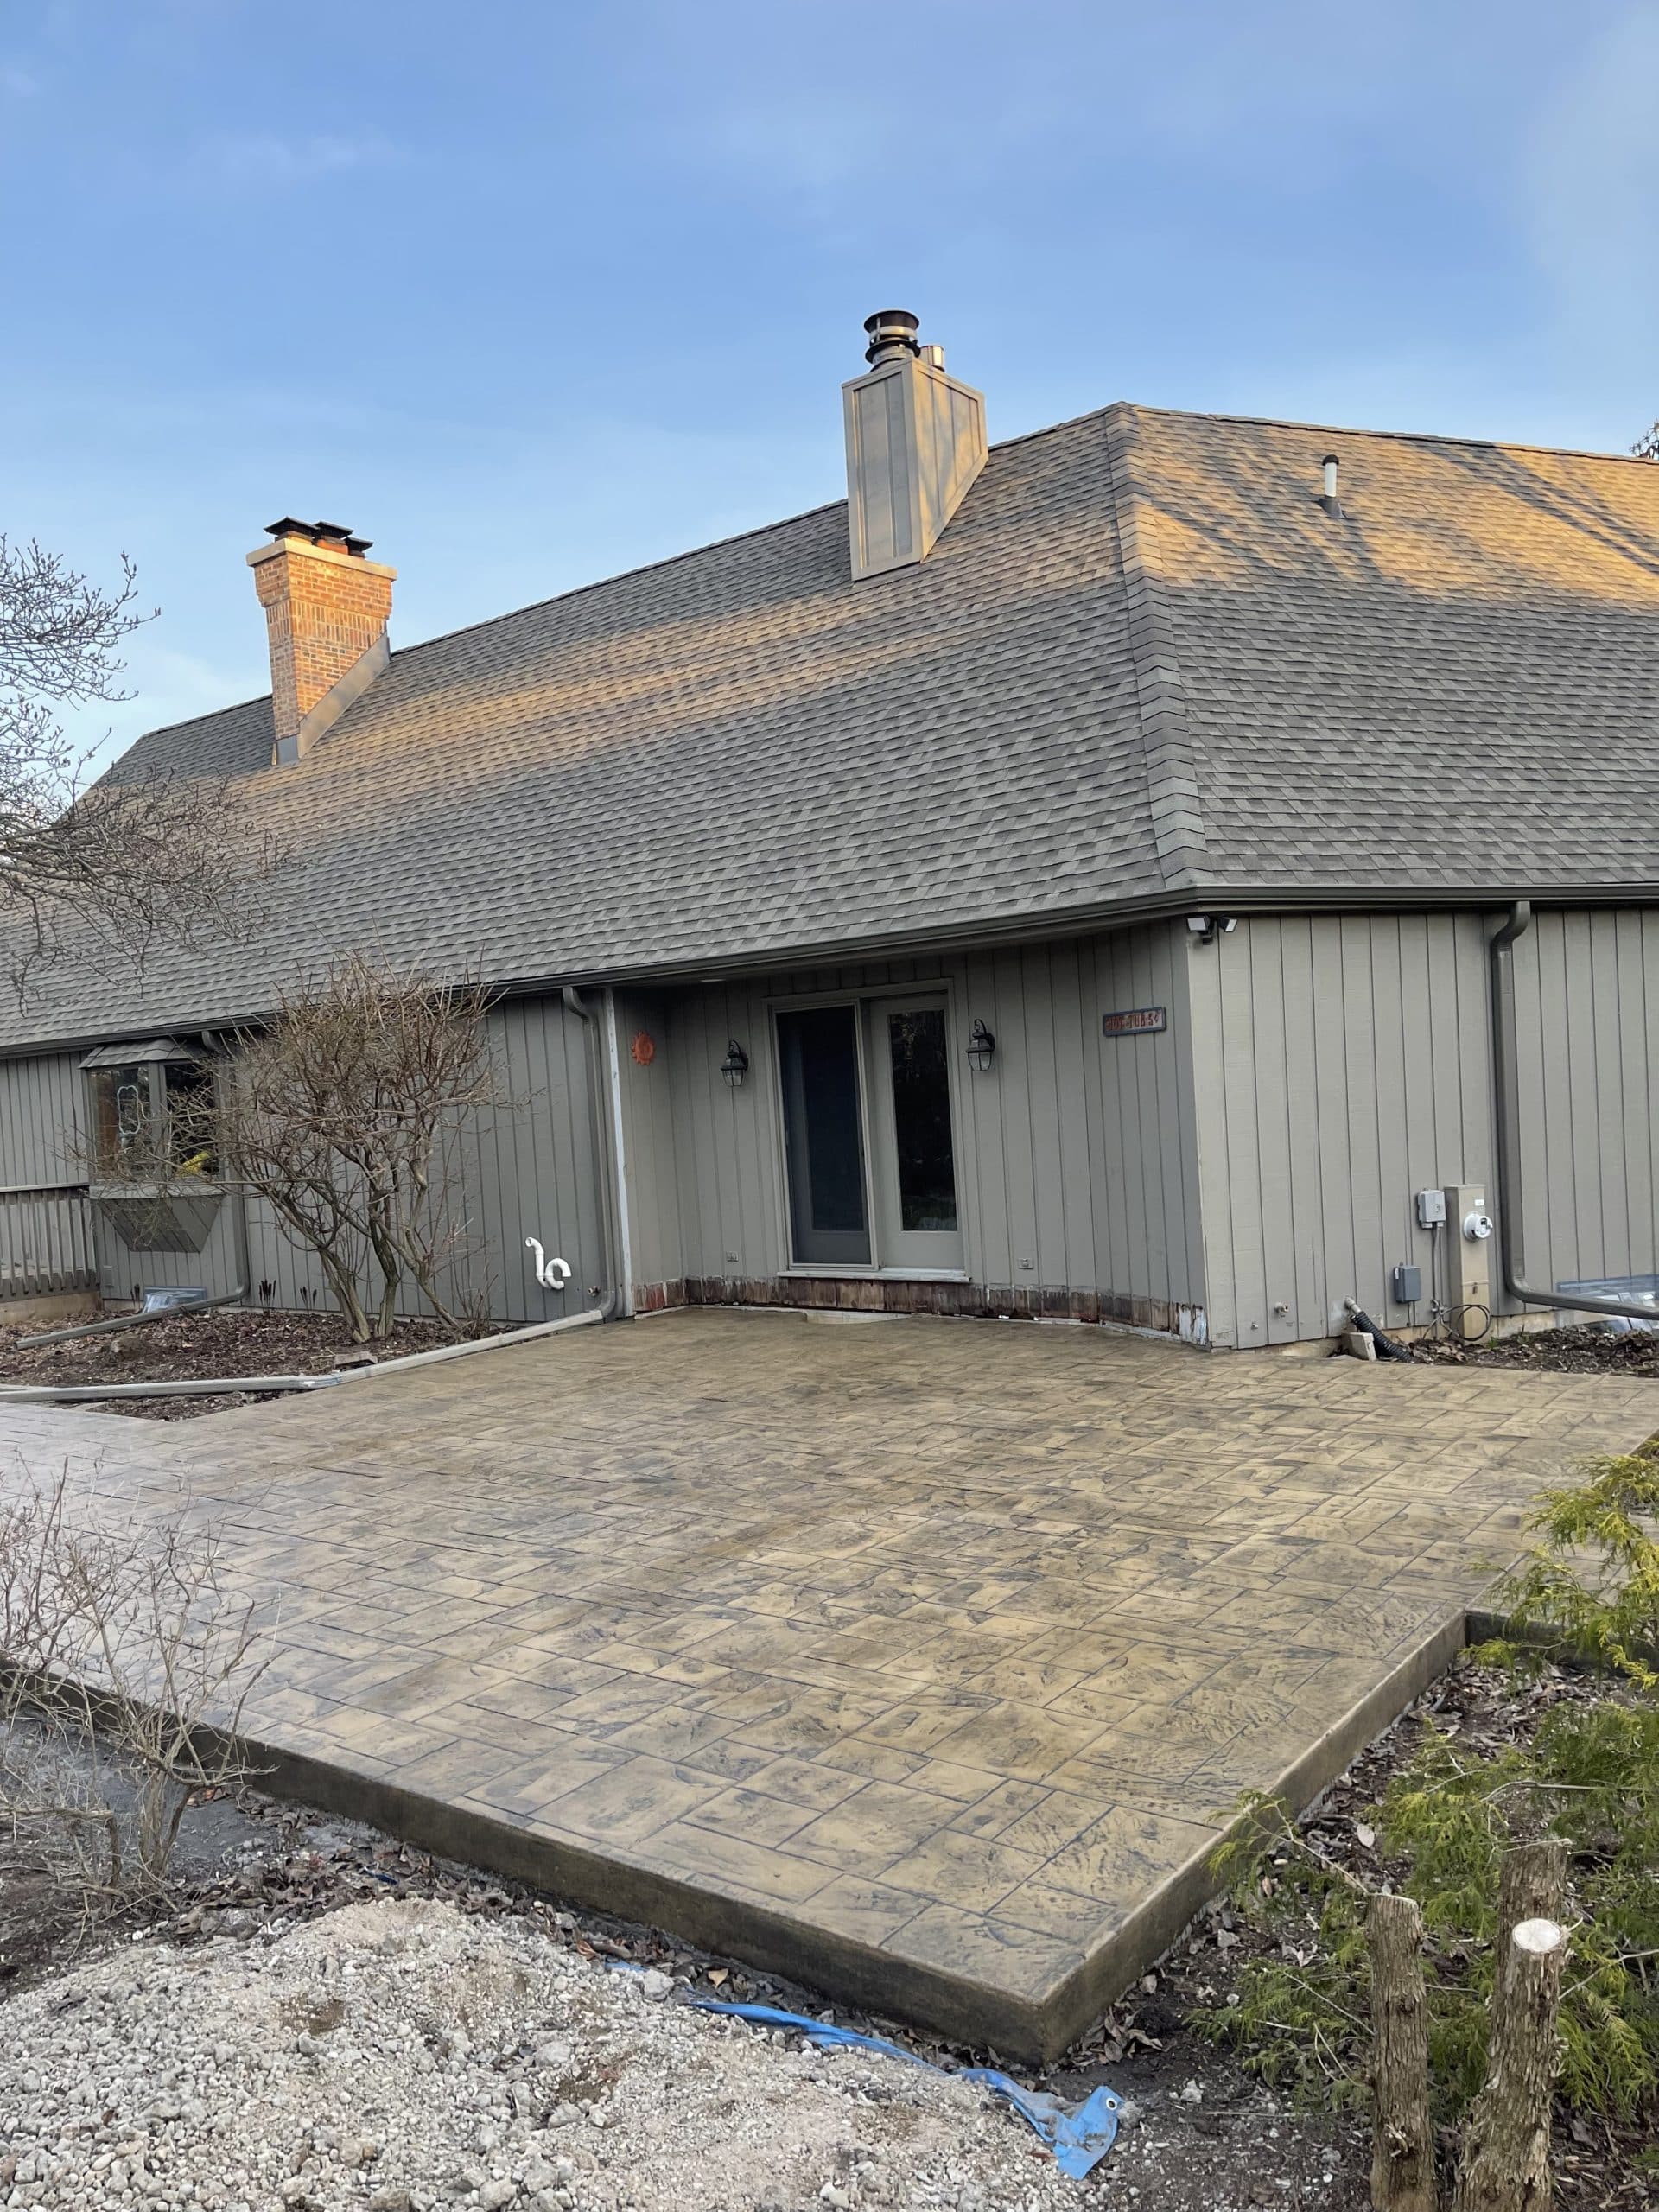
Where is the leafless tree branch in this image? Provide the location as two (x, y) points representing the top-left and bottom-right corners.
(0, 533), (282, 997)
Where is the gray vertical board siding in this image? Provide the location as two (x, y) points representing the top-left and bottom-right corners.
(1163, 921), (1207, 1306)
(243, 1196), (334, 1313)
(1218, 929), (1268, 1346)
(1185, 910), (1659, 1347)
(0, 1190), (96, 1295)
(0, 1052), (96, 1294)
(469, 996), (605, 1324)
(4, 1002), (600, 1326)
(1307, 923), (1356, 1332)
(1097, 933), (1153, 1298)
(1519, 909), (1659, 1298)
(1338, 918), (1387, 1329)
(960, 950), (1010, 1285)
(1615, 912), (1654, 1274)
(1044, 938), (1096, 1290)
(95, 995), (609, 1329)
(0, 1052), (85, 1189)
(1367, 919), (1413, 1323)
(1277, 919), (1327, 1344)
(612, 989), (683, 1296)
(666, 980), (777, 1284)
(991, 948), (1038, 1280)
(1248, 924), (1296, 1346)
(419, 993), (603, 1325)
(97, 1202), (242, 1302)
(1183, 922), (1234, 1343)
(657, 925), (1202, 1319)
(1533, 919), (1577, 1294)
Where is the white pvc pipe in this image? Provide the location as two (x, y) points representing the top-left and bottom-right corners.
(0, 1372), (339, 1403)
(334, 1306), (602, 1379)
(602, 988), (636, 1319)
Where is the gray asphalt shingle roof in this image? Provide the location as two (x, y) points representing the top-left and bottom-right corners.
(6, 400), (1657, 1052)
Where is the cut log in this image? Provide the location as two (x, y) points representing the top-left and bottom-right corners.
(1369, 1891), (1439, 2212)
(1496, 1840), (1567, 1955)
(1452, 1915), (1567, 2212)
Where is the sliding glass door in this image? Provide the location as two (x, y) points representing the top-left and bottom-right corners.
(865, 1000), (963, 1271)
(776, 995), (963, 1274)
(777, 1005), (872, 1263)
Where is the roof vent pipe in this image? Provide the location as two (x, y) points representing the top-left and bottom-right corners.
(863, 309), (922, 365)
(1319, 454), (1344, 519)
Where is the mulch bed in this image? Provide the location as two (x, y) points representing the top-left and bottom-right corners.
(0, 1308), (465, 1420)
(1416, 1321), (1659, 1378)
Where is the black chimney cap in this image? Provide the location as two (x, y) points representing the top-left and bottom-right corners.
(264, 518), (372, 555)
(863, 308), (922, 365)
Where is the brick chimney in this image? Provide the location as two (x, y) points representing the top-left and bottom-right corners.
(248, 519), (396, 764)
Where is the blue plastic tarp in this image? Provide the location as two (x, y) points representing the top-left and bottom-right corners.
(688, 1999), (1122, 2180)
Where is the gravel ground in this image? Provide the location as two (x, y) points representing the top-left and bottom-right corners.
(0, 1897), (1079, 2212)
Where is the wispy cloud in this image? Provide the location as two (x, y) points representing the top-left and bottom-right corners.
(1, 65), (38, 96)
(192, 130), (400, 186)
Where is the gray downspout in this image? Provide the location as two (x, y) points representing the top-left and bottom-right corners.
(200, 1029), (251, 1308)
(563, 985), (625, 1321)
(1489, 901), (1659, 1323)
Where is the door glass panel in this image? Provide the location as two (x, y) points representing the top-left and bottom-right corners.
(778, 1005), (871, 1264)
(887, 1008), (958, 1232)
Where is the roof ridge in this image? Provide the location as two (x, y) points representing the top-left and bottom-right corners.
(1120, 400), (1653, 470)
(1103, 406), (1207, 893)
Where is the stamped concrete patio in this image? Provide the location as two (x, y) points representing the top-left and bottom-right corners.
(8, 1309), (1659, 2058)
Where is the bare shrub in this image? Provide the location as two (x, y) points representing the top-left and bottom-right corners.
(0, 1460), (269, 1910)
(215, 955), (505, 1341)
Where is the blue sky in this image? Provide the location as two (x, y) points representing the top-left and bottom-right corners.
(4, 0), (1656, 766)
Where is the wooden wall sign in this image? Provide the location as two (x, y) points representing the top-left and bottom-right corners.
(1102, 1007), (1166, 1037)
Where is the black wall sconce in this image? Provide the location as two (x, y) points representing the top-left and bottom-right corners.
(965, 1018), (996, 1073)
(721, 1039), (750, 1090)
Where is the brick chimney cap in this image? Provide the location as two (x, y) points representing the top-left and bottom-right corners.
(264, 517), (373, 556)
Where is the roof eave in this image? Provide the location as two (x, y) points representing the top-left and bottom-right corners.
(496, 875), (1659, 993)
(5, 877), (1659, 1063)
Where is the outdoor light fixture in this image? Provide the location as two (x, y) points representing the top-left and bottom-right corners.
(1185, 915), (1238, 946)
(965, 1018), (996, 1073)
(721, 1039), (750, 1090)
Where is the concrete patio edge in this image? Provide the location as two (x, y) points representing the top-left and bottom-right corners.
(226, 1601), (1473, 2064)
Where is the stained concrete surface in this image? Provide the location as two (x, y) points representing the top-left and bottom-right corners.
(5, 1309), (1656, 2056)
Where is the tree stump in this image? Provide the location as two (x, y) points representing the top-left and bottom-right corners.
(1369, 1891), (1439, 2212)
(1452, 1916), (1567, 2212)
(1495, 1840), (1567, 1956)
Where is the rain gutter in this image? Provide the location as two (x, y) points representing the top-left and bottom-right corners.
(562, 986), (626, 1321)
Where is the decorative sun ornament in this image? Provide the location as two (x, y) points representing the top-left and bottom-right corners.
(631, 1031), (657, 1066)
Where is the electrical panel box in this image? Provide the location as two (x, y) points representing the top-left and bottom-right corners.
(1442, 1184), (1493, 1329)
(1415, 1188), (1446, 1229)
(1392, 1262), (1422, 1305)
